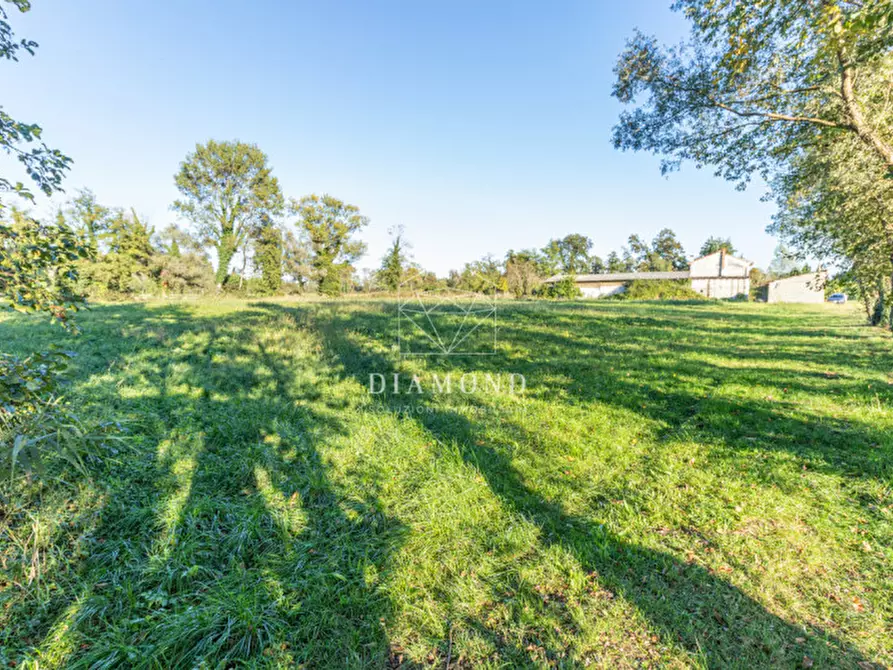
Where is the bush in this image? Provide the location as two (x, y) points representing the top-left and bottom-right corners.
(1, 350), (79, 477)
(155, 253), (215, 295)
(616, 280), (707, 301)
(1, 349), (124, 479)
(541, 277), (582, 299)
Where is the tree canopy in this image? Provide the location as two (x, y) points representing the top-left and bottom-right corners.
(623, 229), (689, 271)
(173, 140), (284, 286)
(699, 237), (737, 257)
(542, 234), (593, 275)
(613, 0), (893, 185)
(292, 194), (368, 296)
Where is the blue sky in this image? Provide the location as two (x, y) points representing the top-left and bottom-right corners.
(3, 0), (780, 273)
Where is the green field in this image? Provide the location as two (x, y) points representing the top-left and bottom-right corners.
(1, 299), (891, 668)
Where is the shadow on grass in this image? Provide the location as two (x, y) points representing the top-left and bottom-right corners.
(256, 300), (885, 668)
(1, 303), (406, 667)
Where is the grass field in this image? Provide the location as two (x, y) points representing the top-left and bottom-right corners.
(1, 298), (891, 668)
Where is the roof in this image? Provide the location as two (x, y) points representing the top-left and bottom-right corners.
(690, 250), (753, 267)
(544, 271), (690, 283)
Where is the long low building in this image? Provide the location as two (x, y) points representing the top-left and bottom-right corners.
(545, 250), (752, 299)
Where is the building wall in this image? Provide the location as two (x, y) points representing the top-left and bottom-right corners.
(691, 277), (750, 299)
(578, 282), (626, 298)
(767, 274), (826, 303)
(690, 252), (750, 278)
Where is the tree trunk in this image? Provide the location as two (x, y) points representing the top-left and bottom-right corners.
(839, 55), (893, 171)
(216, 238), (236, 288)
(856, 277), (872, 322)
(888, 254), (893, 330)
(239, 250), (247, 290)
(872, 278), (886, 326)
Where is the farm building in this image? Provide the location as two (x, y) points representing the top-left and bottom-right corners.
(766, 271), (827, 304)
(544, 250), (752, 299)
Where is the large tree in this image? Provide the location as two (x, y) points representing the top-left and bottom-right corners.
(542, 234), (593, 275)
(173, 140), (284, 286)
(651, 228), (688, 270)
(612, 0), (893, 186)
(292, 194), (368, 296)
(769, 58), (893, 324)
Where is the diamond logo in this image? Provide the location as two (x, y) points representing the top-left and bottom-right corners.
(397, 284), (498, 356)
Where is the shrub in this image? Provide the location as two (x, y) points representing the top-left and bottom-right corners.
(155, 252), (215, 295)
(617, 279), (707, 301)
(541, 277), (582, 299)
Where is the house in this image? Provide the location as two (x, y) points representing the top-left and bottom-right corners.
(544, 250), (752, 299)
(689, 250), (752, 299)
(766, 271), (827, 304)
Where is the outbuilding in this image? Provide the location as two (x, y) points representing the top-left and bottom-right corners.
(766, 272), (827, 304)
(544, 250), (753, 299)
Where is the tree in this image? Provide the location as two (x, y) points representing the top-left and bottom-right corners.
(699, 237), (737, 257)
(66, 189), (110, 251)
(766, 243), (808, 279)
(282, 230), (312, 291)
(155, 223), (204, 258)
(378, 226), (408, 292)
(612, 0), (893, 188)
(91, 209), (155, 295)
(651, 228), (688, 271)
(542, 234), (593, 275)
(0, 1), (84, 326)
(623, 230), (688, 271)
(292, 194), (368, 296)
(1, 2), (71, 208)
(1, 209), (90, 329)
(457, 255), (505, 294)
(505, 249), (544, 298)
(622, 234), (650, 271)
(173, 140), (284, 286)
(605, 251), (627, 273)
(768, 53), (893, 325)
(252, 217), (283, 294)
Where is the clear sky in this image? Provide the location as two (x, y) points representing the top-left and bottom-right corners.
(3, 0), (781, 274)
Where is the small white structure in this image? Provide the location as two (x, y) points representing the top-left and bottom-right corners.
(767, 272), (827, 304)
(689, 250), (752, 299)
(543, 250), (752, 299)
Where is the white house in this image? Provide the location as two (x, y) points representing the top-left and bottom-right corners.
(689, 250), (752, 299)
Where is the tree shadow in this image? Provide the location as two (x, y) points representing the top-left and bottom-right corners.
(1, 302), (406, 668)
(256, 300), (885, 668)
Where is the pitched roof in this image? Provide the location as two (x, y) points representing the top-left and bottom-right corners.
(544, 271), (690, 283)
(690, 250), (753, 266)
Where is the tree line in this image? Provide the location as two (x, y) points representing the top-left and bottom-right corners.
(3, 151), (812, 304)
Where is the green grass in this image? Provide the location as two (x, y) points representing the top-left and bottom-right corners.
(1, 298), (891, 668)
